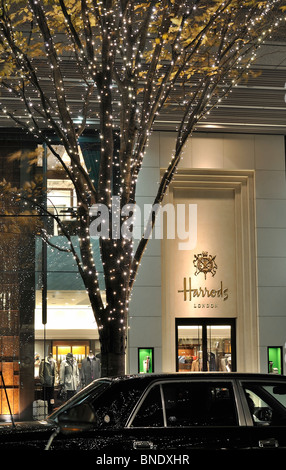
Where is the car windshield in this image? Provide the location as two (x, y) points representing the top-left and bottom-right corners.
(48, 379), (112, 422)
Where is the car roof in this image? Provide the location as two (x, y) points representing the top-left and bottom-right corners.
(102, 372), (286, 384)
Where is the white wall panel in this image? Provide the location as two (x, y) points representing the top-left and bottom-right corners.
(256, 199), (286, 228)
(254, 135), (285, 170)
(258, 287), (286, 317)
(129, 286), (161, 317)
(223, 134), (255, 169)
(257, 228), (286, 257)
(128, 130), (286, 374)
(255, 170), (286, 199)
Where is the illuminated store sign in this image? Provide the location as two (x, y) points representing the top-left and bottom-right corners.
(178, 278), (229, 302)
(178, 252), (229, 305)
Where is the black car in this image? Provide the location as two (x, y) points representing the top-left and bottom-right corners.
(1, 372), (286, 451)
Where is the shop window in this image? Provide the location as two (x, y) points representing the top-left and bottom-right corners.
(268, 347), (283, 375)
(0, 284), (20, 419)
(46, 180), (76, 236)
(52, 341), (90, 369)
(138, 348), (154, 373)
(176, 319), (236, 373)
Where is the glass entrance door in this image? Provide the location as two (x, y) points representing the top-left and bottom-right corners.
(177, 325), (203, 372)
(176, 319), (236, 372)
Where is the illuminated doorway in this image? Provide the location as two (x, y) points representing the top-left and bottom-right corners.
(176, 318), (236, 372)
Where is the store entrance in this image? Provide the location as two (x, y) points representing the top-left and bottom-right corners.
(176, 318), (236, 372)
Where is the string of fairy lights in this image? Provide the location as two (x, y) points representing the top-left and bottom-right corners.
(0, 0), (284, 341)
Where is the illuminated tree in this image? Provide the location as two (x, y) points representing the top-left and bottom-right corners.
(0, 0), (284, 376)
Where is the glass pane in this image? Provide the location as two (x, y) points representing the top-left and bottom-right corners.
(0, 211), (35, 420)
(177, 326), (202, 372)
(163, 381), (238, 427)
(268, 347), (283, 375)
(243, 383), (286, 426)
(89, 381), (146, 428)
(207, 325), (232, 372)
(131, 385), (164, 427)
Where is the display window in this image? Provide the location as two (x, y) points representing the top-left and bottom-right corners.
(138, 348), (154, 373)
(176, 318), (236, 372)
(268, 347), (283, 375)
(52, 341), (90, 369)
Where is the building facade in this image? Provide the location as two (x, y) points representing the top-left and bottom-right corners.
(0, 130), (285, 420)
(129, 131), (286, 376)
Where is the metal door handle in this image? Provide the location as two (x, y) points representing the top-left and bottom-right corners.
(133, 440), (155, 450)
(259, 438), (279, 448)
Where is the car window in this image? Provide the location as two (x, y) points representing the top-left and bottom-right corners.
(88, 381), (146, 428)
(50, 380), (111, 422)
(130, 385), (164, 427)
(242, 382), (286, 426)
(162, 381), (238, 427)
(131, 381), (238, 428)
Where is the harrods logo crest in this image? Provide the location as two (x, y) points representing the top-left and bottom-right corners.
(178, 251), (228, 304)
(193, 251), (217, 280)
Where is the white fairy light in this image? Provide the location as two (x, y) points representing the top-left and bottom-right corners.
(0, 0), (282, 364)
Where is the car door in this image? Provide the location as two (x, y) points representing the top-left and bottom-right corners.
(123, 378), (251, 451)
(238, 379), (286, 450)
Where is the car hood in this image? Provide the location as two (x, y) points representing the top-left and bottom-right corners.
(0, 419), (55, 434)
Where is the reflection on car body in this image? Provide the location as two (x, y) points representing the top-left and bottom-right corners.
(1, 373), (286, 451)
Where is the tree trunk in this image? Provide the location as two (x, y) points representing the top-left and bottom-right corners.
(80, 231), (131, 377)
(99, 312), (127, 377)
(100, 351), (126, 378)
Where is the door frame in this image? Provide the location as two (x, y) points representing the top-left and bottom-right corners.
(161, 169), (258, 373)
(175, 317), (237, 372)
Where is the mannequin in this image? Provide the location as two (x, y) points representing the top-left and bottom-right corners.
(39, 352), (58, 414)
(34, 353), (41, 379)
(59, 352), (80, 400)
(81, 350), (101, 387)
